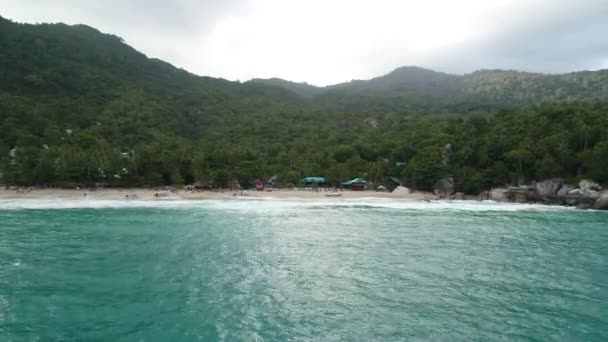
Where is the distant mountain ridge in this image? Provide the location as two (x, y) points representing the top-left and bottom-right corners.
(248, 66), (608, 111)
(248, 78), (324, 97)
(2, 14), (607, 114)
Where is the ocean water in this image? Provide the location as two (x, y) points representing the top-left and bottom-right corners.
(0, 198), (606, 341)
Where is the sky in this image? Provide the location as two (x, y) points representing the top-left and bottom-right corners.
(1, 0), (607, 86)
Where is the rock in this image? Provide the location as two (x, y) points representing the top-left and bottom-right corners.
(556, 184), (573, 197)
(583, 189), (600, 199)
(490, 188), (507, 201)
(477, 190), (490, 201)
(452, 192), (465, 200)
(512, 193), (528, 203)
(568, 189), (584, 197)
(579, 179), (602, 192)
(434, 177), (454, 195)
(363, 118), (379, 128)
(392, 186), (411, 194)
(576, 202), (594, 210)
(594, 192), (608, 210)
(534, 178), (563, 198)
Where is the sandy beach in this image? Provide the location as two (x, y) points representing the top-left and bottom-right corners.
(0, 188), (436, 201)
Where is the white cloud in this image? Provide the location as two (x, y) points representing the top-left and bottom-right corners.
(195, 0), (502, 84)
(1, 0), (606, 85)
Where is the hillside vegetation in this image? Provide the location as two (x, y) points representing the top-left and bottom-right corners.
(1, 16), (607, 190)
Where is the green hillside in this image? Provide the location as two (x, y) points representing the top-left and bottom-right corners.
(250, 66), (608, 113)
(1, 16), (607, 190)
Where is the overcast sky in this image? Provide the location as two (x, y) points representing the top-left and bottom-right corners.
(1, 0), (607, 86)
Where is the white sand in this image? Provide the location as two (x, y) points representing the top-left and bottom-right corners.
(0, 188), (436, 201)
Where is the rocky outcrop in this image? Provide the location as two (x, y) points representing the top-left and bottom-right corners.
(465, 179), (607, 210)
(490, 188), (507, 201)
(451, 192), (465, 200)
(579, 180), (601, 199)
(556, 184), (573, 197)
(579, 179), (602, 192)
(363, 118), (378, 128)
(477, 190), (490, 201)
(584, 189), (600, 199)
(534, 179), (562, 198)
(595, 191), (608, 210)
(392, 186), (411, 194)
(568, 189), (584, 196)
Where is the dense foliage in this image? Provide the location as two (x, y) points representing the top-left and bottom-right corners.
(1, 17), (607, 191)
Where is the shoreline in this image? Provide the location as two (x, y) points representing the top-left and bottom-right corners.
(1, 187), (605, 210)
(0, 188), (437, 201)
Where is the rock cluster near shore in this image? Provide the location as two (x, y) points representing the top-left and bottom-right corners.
(485, 179), (606, 209)
(435, 177), (607, 209)
(596, 193), (608, 210)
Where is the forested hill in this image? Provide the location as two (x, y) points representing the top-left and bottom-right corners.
(251, 66), (608, 112)
(1, 16), (607, 190)
(0, 15), (306, 137)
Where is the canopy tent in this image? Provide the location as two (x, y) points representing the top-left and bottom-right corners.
(340, 178), (367, 186)
(341, 177), (367, 191)
(300, 177), (325, 184)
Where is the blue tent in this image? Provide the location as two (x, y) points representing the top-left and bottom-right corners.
(300, 177), (325, 184)
(340, 178), (367, 186)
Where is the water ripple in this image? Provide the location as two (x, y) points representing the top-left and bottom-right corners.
(0, 202), (606, 341)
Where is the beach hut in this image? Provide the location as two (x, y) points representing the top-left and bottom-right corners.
(341, 178), (367, 191)
(299, 177), (325, 188)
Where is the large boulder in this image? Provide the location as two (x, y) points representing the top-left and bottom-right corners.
(579, 180), (602, 192)
(583, 189), (600, 199)
(490, 188), (507, 201)
(568, 189), (584, 197)
(363, 118), (379, 128)
(434, 177), (454, 195)
(556, 184), (573, 197)
(594, 191), (608, 210)
(534, 179), (563, 198)
(451, 192), (465, 200)
(477, 190), (490, 201)
(392, 186), (411, 194)
(576, 202), (594, 210)
(512, 193), (528, 203)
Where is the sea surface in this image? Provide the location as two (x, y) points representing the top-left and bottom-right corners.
(0, 198), (607, 341)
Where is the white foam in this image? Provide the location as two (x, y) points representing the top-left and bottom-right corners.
(0, 197), (579, 212)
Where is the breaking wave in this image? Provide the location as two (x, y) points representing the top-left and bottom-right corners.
(0, 197), (578, 212)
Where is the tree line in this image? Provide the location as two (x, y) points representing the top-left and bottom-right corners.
(2, 99), (607, 192)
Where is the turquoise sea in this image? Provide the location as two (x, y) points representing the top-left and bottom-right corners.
(0, 198), (607, 341)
